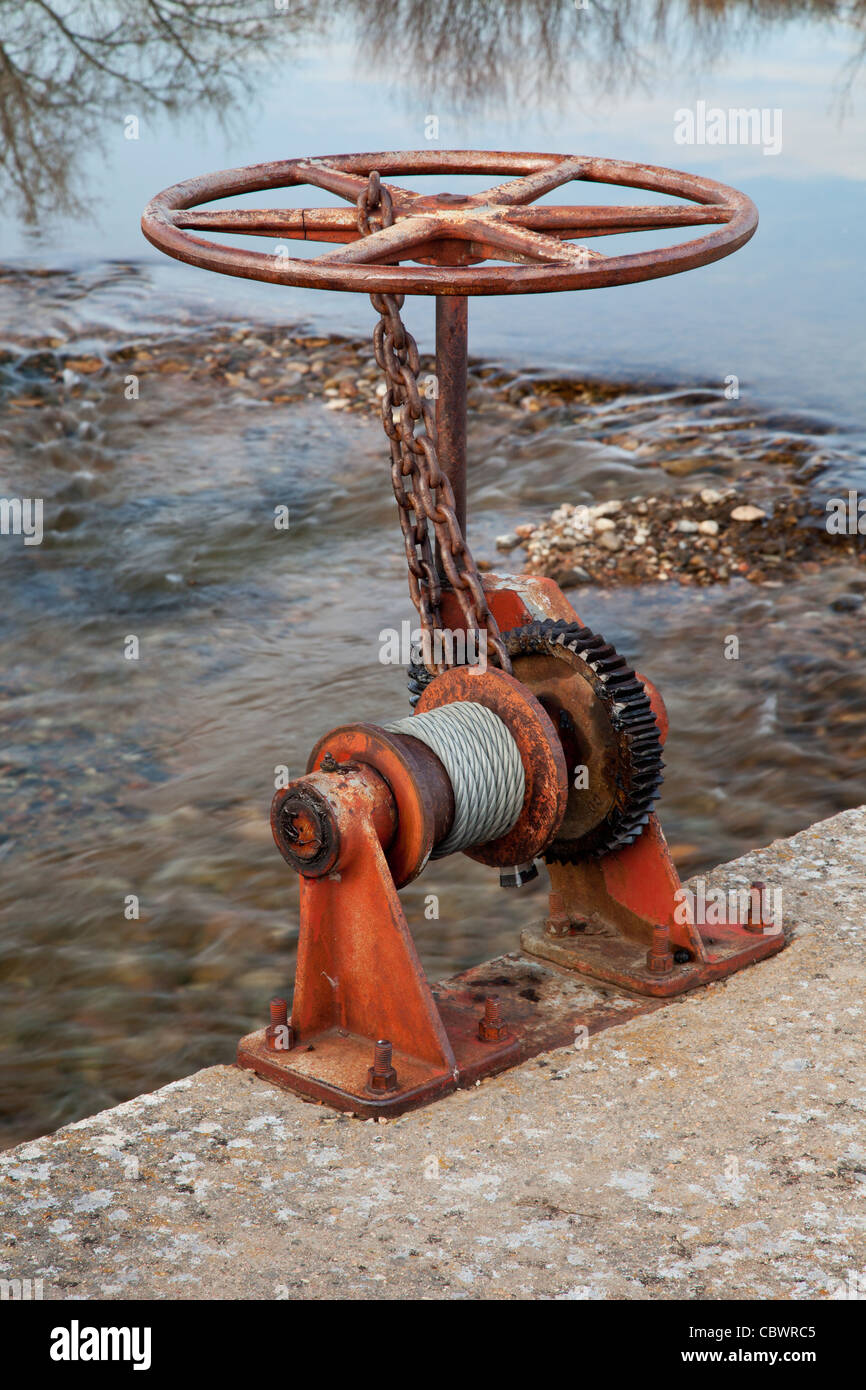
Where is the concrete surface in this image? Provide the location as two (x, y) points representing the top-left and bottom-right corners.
(2, 807), (864, 1300)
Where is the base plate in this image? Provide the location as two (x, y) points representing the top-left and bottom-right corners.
(236, 952), (676, 1118)
(521, 919), (786, 997)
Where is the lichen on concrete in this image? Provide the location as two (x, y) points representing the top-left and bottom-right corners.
(2, 807), (864, 1300)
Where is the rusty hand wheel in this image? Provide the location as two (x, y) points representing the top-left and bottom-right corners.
(142, 149), (757, 297)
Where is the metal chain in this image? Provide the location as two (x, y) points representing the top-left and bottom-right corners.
(357, 171), (511, 677)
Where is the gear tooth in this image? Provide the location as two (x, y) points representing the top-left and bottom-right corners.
(609, 678), (643, 696)
(596, 657), (628, 675)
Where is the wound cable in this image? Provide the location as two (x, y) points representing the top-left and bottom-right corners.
(385, 701), (525, 857)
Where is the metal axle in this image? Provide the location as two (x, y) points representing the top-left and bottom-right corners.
(434, 295), (468, 543)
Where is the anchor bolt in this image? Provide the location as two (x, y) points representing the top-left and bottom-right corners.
(478, 995), (510, 1042)
(646, 924), (674, 975)
(366, 1039), (399, 1094)
(266, 997), (294, 1052)
(744, 880), (767, 934)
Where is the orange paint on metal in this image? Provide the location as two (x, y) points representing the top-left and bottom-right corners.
(442, 574), (582, 632)
(290, 763), (455, 1070)
(305, 723), (453, 887)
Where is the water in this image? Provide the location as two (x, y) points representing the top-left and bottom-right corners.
(1, 1), (864, 1146)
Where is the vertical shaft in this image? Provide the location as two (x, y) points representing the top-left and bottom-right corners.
(435, 295), (468, 558)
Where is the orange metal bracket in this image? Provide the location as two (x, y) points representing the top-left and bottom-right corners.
(238, 761), (530, 1116)
(443, 575), (786, 997)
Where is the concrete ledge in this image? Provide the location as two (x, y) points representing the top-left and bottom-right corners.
(2, 808), (864, 1300)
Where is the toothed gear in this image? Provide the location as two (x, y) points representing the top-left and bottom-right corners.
(501, 620), (664, 860)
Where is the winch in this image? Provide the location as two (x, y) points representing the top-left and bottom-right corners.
(143, 150), (784, 1117)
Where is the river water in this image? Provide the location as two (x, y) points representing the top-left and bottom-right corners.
(1, 1), (864, 1145)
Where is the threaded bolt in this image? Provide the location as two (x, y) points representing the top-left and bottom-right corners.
(366, 1039), (398, 1094)
(744, 880), (766, 933)
(485, 997), (502, 1027)
(266, 997), (294, 1052)
(646, 924), (674, 975)
(478, 995), (510, 1042)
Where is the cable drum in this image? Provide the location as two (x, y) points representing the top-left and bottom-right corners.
(385, 702), (525, 858)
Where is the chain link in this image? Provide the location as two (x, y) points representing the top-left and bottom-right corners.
(357, 171), (511, 677)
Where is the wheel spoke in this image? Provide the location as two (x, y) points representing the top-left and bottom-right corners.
(294, 158), (415, 208)
(475, 156), (588, 207)
(315, 215), (442, 265)
(462, 217), (604, 266)
(292, 158), (372, 202)
(504, 203), (734, 235)
(172, 207), (359, 242)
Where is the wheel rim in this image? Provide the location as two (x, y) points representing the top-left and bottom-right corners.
(142, 149), (758, 297)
